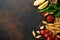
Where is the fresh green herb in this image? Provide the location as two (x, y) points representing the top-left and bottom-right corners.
(39, 3), (60, 18)
(39, 3), (60, 13)
(54, 12), (60, 18)
(48, 10), (56, 12)
(56, 7), (60, 11)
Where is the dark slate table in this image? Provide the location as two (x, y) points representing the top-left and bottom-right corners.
(0, 0), (44, 40)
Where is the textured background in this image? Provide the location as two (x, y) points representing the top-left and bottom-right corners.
(0, 0), (44, 40)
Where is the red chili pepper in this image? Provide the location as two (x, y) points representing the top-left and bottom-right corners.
(42, 12), (47, 16)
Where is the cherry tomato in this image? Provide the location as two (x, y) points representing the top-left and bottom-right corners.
(49, 32), (53, 36)
(45, 29), (49, 33)
(51, 34), (55, 38)
(55, 37), (58, 40)
(47, 37), (51, 40)
(42, 12), (46, 15)
(40, 30), (45, 34)
(44, 33), (49, 37)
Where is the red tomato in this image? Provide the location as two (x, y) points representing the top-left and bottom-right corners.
(47, 37), (51, 40)
(55, 37), (58, 40)
(51, 34), (55, 38)
(49, 32), (53, 36)
(44, 33), (49, 37)
(45, 29), (49, 33)
(42, 12), (46, 15)
(46, 15), (55, 23)
(40, 30), (45, 34)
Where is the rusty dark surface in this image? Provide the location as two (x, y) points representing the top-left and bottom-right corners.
(0, 0), (44, 40)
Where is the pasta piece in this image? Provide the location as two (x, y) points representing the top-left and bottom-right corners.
(32, 30), (36, 37)
(35, 35), (41, 38)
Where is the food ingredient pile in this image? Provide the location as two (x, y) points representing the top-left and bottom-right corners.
(32, 0), (60, 40)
